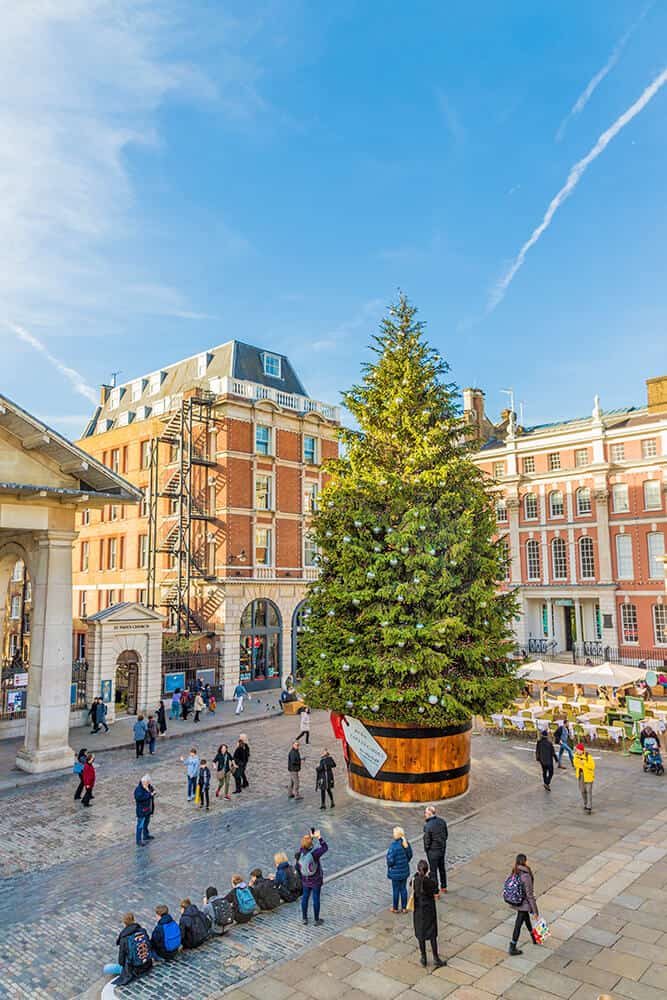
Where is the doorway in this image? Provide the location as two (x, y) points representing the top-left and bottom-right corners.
(564, 606), (577, 651)
(115, 651), (139, 714)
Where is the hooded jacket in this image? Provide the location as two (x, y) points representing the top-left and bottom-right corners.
(574, 750), (595, 783)
(386, 838), (413, 880)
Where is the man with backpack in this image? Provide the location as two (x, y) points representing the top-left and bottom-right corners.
(105, 912), (153, 986)
(150, 905), (181, 959)
(232, 734), (250, 793)
(202, 885), (233, 935)
(178, 898), (211, 949)
(224, 874), (256, 923)
(249, 868), (282, 910)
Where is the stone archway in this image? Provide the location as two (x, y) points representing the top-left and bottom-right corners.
(239, 598), (282, 691)
(115, 650), (140, 715)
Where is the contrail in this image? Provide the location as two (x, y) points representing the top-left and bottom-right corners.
(556, 3), (654, 142)
(8, 322), (98, 405)
(489, 66), (667, 313)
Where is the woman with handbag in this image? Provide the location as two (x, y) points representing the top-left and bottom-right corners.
(411, 859), (445, 968)
(386, 826), (413, 912)
(507, 853), (539, 955)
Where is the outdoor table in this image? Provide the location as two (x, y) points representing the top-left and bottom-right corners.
(521, 705), (545, 718)
(491, 713), (505, 729)
(650, 708), (667, 722)
(597, 725), (624, 742)
(581, 722), (598, 739)
(508, 715), (525, 730)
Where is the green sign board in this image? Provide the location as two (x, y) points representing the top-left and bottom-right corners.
(625, 696), (645, 721)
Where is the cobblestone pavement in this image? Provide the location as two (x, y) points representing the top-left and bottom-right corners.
(0, 717), (658, 1000)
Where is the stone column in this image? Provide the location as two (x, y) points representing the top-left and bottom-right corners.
(507, 497), (521, 585)
(16, 530), (77, 773)
(595, 489), (612, 583)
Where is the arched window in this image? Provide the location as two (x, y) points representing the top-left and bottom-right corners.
(239, 599), (282, 690)
(549, 491), (564, 518)
(578, 536), (595, 579)
(526, 539), (541, 581)
(620, 603), (638, 644)
(576, 487), (591, 515)
(291, 601), (310, 681)
(524, 493), (537, 520)
(551, 538), (567, 580)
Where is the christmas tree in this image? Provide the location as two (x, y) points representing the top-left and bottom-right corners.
(299, 294), (519, 725)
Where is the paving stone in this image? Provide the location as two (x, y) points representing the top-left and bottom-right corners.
(502, 984), (562, 1000)
(639, 963), (667, 989)
(557, 960), (620, 990)
(471, 965), (522, 995)
(296, 975), (347, 1000)
(342, 968), (406, 999)
(411, 975), (458, 998)
(613, 978), (667, 1000)
(455, 942), (506, 969)
(241, 975), (296, 1000)
(589, 947), (651, 981)
(521, 967), (581, 998)
(445, 988), (497, 1000)
(576, 925), (619, 948)
(611, 934), (666, 964)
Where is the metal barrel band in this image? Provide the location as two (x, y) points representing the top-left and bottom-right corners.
(348, 761), (471, 784)
(361, 720), (472, 740)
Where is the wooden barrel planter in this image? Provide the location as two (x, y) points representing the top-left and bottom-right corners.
(347, 720), (472, 803)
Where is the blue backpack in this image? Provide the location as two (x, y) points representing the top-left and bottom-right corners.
(162, 919), (181, 954)
(503, 873), (526, 907)
(235, 885), (256, 915)
(126, 928), (153, 972)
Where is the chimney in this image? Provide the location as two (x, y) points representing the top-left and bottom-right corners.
(646, 375), (667, 413)
(100, 384), (111, 405)
(463, 387), (485, 439)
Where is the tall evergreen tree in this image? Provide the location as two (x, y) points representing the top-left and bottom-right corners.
(299, 294), (519, 724)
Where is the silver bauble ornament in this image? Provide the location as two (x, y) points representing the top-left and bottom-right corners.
(418, 707), (425, 714)
(416, 623), (424, 630)
(366, 571), (375, 579)
(390, 558), (398, 566)
(401, 546), (409, 554)
(319, 653), (326, 659)
(343, 536), (351, 543)
(428, 695), (438, 705)
(342, 663), (350, 671)
(354, 520), (362, 528)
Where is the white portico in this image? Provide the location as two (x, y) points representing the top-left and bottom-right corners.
(85, 603), (163, 721)
(0, 393), (141, 771)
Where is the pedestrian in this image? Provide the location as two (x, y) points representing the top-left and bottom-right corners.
(213, 742), (233, 800)
(423, 805), (448, 892)
(233, 681), (250, 714)
(150, 904), (181, 959)
(202, 683), (211, 707)
(198, 758), (211, 810)
(95, 697), (109, 733)
(573, 743), (595, 814)
(387, 826), (413, 912)
(316, 747), (336, 809)
(170, 689), (181, 720)
(535, 730), (558, 791)
(134, 774), (154, 846)
(412, 859), (445, 969)
(249, 868), (282, 910)
(506, 853), (539, 955)
(232, 734), (250, 793)
(87, 699), (99, 733)
(146, 714), (159, 755)
(178, 898), (211, 949)
(288, 740), (303, 800)
(272, 851), (303, 902)
(103, 913), (152, 986)
(133, 715), (147, 757)
(193, 691), (204, 723)
(224, 874), (257, 923)
(296, 830), (328, 926)
(202, 886), (232, 936)
(181, 748), (200, 801)
(81, 753), (96, 807)
(296, 705), (311, 744)
(73, 747), (88, 800)
(156, 700), (167, 735)
(554, 719), (574, 768)
(180, 689), (190, 721)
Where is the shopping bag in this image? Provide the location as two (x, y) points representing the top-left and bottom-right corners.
(406, 892), (414, 912)
(532, 918), (550, 944)
(194, 784), (201, 805)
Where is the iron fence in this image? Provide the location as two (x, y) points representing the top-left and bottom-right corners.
(0, 659), (90, 722)
(525, 638), (667, 668)
(161, 651), (222, 696)
(71, 660), (89, 711)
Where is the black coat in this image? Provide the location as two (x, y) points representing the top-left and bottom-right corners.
(412, 875), (438, 941)
(179, 905), (210, 948)
(214, 750), (233, 773)
(535, 736), (557, 766)
(115, 922), (152, 985)
(234, 743), (250, 768)
(316, 754), (336, 790)
(288, 748), (301, 772)
(423, 816), (448, 855)
(156, 704), (167, 733)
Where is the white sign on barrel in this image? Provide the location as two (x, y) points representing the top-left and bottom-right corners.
(342, 716), (387, 778)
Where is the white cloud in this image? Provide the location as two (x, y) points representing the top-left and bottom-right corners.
(8, 322), (98, 404)
(488, 66), (667, 313)
(556, 4), (654, 142)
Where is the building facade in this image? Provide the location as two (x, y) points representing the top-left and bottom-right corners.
(2, 558), (31, 664)
(73, 341), (340, 696)
(470, 376), (667, 661)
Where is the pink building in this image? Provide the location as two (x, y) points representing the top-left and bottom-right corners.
(469, 376), (667, 661)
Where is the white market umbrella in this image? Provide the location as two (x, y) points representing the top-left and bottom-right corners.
(550, 662), (646, 688)
(516, 660), (580, 683)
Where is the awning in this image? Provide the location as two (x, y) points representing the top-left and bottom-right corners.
(516, 659), (580, 683)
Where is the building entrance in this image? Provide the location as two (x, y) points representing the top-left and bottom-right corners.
(564, 606), (577, 651)
(115, 652), (139, 715)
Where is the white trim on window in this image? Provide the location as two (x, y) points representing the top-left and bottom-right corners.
(615, 533), (634, 580)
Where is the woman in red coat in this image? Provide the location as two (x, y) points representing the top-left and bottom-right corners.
(81, 753), (96, 807)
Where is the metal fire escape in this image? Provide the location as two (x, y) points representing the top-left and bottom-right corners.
(146, 392), (219, 635)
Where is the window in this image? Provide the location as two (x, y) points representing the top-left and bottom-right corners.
(610, 442), (625, 462)
(138, 589), (147, 605)
(526, 539), (541, 581)
(654, 605), (667, 646)
(495, 499), (508, 523)
(576, 487), (592, 515)
(76, 633), (86, 660)
(524, 493), (538, 520)
(131, 380), (143, 402)
(81, 541), (89, 572)
(616, 533), (634, 579)
(25, 582), (31, 602)
(140, 491), (148, 518)
(621, 603), (638, 643)
(648, 532), (665, 580)
(110, 448), (120, 474)
(138, 535), (148, 569)
(107, 590), (116, 608)
(579, 536), (595, 579)
(12, 561), (23, 582)
(643, 480), (662, 511)
(255, 527), (272, 566)
(149, 373), (161, 395)
(141, 440), (151, 469)
(304, 532), (319, 567)
(10, 595), (20, 619)
(574, 448), (588, 468)
(493, 461), (504, 479)
(304, 436), (317, 465)
(262, 353), (282, 378)
(110, 504), (119, 521)
(169, 497), (179, 515)
(197, 353), (209, 377)
(305, 482), (319, 513)
(499, 538), (510, 581)
(642, 438), (657, 459)
(108, 538), (117, 570)
(108, 387), (120, 410)
(82, 508), (90, 526)
(79, 591), (88, 618)
(9, 634), (19, 656)
(548, 452), (561, 471)
(522, 456), (535, 474)
(255, 424), (271, 455)
(549, 490), (564, 517)
(612, 484), (629, 513)
(255, 474), (272, 510)
(551, 538), (567, 580)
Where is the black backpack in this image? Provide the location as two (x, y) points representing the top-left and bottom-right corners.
(255, 879), (282, 910)
(211, 896), (234, 928)
(279, 865), (303, 902)
(126, 928), (153, 974)
(182, 909), (210, 948)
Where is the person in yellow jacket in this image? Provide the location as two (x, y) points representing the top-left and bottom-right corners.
(573, 743), (595, 814)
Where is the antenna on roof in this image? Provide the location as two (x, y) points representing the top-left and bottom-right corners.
(519, 400), (526, 425)
(110, 371), (122, 388)
(500, 387), (515, 415)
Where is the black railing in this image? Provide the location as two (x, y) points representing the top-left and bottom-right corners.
(0, 659), (28, 721)
(71, 660), (89, 710)
(525, 640), (667, 668)
(161, 651), (222, 695)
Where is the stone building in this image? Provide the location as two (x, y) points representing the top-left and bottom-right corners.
(73, 340), (340, 698)
(470, 376), (667, 660)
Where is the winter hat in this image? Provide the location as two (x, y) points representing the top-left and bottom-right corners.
(575, 743), (585, 751)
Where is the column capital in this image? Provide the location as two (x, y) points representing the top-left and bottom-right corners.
(34, 529), (78, 549)
(594, 488), (609, 503)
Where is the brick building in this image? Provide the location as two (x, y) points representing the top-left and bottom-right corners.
(1, 558), (31, 664)
(470, 376), (667, 660)
(73, 341), (340, 695)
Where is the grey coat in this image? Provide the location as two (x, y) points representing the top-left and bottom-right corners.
(516, 864), (538, 914)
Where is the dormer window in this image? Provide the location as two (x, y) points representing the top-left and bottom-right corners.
(262, 353), (282, 379)
(148, 372), (162, 395)
(108, 388), (121, 410)
(197, 353), (211, 377)
(131, 380), (144, 402)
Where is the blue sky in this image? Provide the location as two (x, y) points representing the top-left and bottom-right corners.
(2, 0), (667, 437)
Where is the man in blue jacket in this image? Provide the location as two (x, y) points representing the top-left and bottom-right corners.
(150, 905), (181, 959)
(134, 775), (154, 846)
